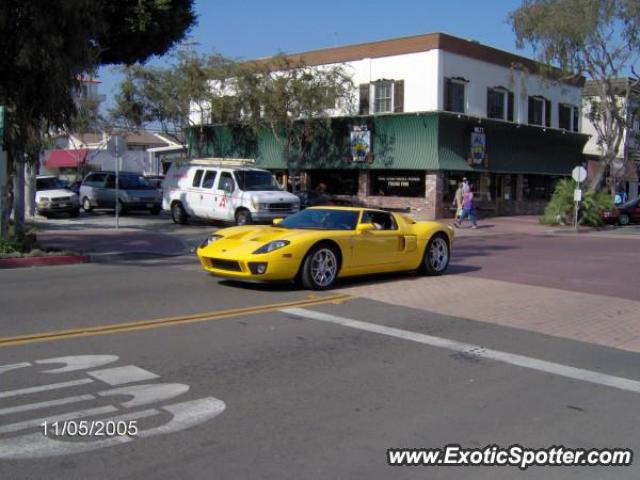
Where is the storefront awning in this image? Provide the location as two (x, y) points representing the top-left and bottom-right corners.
(44, 149), (88, 168)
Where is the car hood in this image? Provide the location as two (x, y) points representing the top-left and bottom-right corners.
(200, 225), (332, 257)
(35, 189), (77, 200)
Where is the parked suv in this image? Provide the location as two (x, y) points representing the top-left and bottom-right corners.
(163, 160), (300, 225)
(80, 171), (162, 214)
(36, 176), (80, 217)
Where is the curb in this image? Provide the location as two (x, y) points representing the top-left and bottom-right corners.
(88, 250), (193, 263)
(0, 255), (90, 269)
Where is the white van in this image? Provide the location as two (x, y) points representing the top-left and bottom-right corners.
(162, 159), (300, 225)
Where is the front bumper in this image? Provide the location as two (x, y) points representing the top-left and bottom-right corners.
(38, 202), (79, 214)
(250, 209), (299, 222)
(196, 248), (300, 281)
(123, 201), (161, 210)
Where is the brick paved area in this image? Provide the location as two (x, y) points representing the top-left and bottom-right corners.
(338, 220), (640, 354)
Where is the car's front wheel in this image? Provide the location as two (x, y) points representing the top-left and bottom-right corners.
(300, 244), (339, 290)
(235, 209), (252, 226)
(69, 208), (80, 218)
(619, 213), (630, 226)
(418, 234), (450, 276)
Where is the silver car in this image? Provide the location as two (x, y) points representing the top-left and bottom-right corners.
(80, 172), (162, 215)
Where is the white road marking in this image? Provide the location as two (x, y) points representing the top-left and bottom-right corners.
(98, 383), (190, 408)
(0, 362), (31, 374)
(0, 378), (94, 399)
(0, 406), (117, 435)
(37, 355), (119, 373)
(0, 397), (226, 459)
(0, 394), (95, 416)
(283, 307), (640, 395)
(88, 365), (160, 386)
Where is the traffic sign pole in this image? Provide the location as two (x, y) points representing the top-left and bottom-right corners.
(571, 166), (588, 230)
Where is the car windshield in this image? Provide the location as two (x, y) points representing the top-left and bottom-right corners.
(278, 209), (359, 230)
(234, 171), (282, 191)
(36, 178), (67, 191)
(119, 175), (154, 190)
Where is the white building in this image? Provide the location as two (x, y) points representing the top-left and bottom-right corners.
(195, 33), (589, 218)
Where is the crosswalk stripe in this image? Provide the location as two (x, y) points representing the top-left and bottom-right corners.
(0, 379), (94, 399)
(0, 406), (117, 434)
(0, 394), (95, 416)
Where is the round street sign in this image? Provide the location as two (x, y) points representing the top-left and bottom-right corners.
(572, 166), (587, 183)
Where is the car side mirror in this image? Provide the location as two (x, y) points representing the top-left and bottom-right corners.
(356, 223), (374, 233)
(272, 218), (283, 225)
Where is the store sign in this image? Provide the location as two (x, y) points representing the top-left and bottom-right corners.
(371, 171), (425, 197)
(470, 127), (486, 165)
(350, 126), (372, 163)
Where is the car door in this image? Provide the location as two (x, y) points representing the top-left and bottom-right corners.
(630, 200), (640, 222)
(196, 169), (218, 219)
(101, 174), (117, 208)
(352, 210), (404, 269)
(213, 171), (237, 221)
(185, 168), (205, 217)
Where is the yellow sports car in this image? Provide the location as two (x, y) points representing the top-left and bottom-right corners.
(197, 207), (454, 290)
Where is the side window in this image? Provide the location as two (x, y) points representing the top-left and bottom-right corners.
(104, 175), (115, 189)
(201, 170), (217, 189)
(361, 210), (397, 230)
(218, 172), (235, 192)
(192, 169), (204, 188)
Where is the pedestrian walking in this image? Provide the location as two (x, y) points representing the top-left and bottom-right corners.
(452, 182), (464, 228)
(459, 184), (478, 229)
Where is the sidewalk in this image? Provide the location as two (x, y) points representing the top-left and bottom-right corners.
(36, 228), (191, 262)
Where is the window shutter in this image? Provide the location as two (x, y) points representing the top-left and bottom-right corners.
(393, 80), (404, 112)
(359, 84), (370, 115)
(507, 91), (514, 121)
(444, 78), (450, 111)
(545, 99), (551, 127)
(572, 107), (579, 132)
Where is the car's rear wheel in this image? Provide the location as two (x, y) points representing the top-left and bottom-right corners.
(300, 244), (339, 290)
(619, 213), (630, 226)
(235, 209), (252, 226)
(418, 234), (450, 276)
(171, 202), (187, 224)
(82, 197), (93, 213)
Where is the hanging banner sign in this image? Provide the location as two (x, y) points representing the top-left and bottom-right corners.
(470, 126), (486, 165)
(350, 126), (371, 163)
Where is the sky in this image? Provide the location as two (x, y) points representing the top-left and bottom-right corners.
(98, 0), (531, 113)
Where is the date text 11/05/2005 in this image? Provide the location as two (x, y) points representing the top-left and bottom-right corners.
(42, 420), (138, 437)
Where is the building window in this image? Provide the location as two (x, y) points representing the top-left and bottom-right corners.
(360, 80), (404, 115)
(558, 104), (579, 131)
(487, 88), (514, 121)
(308, 170), (359, 195)
(370, 171), (425, 197)
(528, 96), (551, 127)
(444, 78), (466, 113)
(522, 175), (560, 200)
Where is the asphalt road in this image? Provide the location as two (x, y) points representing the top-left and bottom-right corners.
(1, 229), (640, 479)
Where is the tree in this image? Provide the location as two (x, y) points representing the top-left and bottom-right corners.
(230, 56), (355, 190)
(110, 49), (232, 149)
(509, 0), (640, 191)
(0, 0), (196, 240)
(111, 53), (355, 189)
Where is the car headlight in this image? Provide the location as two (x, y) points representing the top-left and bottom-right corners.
(39, 197), (50, 205)
(253, 240), (290, 254)
(199, 234), (223, 248)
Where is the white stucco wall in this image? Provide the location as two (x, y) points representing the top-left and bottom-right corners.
(439, 51), (582, 127)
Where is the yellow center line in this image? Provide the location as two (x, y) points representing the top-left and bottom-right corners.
(0, 294), (353, 348)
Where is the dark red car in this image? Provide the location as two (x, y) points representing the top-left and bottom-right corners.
(602, 198), (640, 225)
